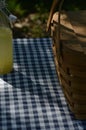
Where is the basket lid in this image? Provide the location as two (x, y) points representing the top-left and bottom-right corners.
(52, 11), (86, 54)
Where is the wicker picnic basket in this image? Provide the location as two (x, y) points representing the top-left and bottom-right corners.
(47, 0), (86, 120)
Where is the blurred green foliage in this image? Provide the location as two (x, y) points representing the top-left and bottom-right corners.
(7, 0), (85, 17)
(7, 0), (85, 38)
(7, 0), (27, 16)
(7, 0), (52, 17)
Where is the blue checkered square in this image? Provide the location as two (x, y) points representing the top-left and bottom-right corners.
(0, 38), (86, 130)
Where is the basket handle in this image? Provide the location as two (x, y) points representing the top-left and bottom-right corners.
(47, 0), (64, 57)
(58, 0), (64, 57)
(46, 0), (60, 32)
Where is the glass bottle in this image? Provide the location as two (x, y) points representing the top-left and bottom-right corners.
(0, 0), (13, 74)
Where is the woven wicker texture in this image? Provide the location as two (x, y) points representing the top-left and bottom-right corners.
(47, 0), (86, 120)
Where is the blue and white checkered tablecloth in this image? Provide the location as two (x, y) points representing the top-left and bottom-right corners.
(0, 38), (86, 130)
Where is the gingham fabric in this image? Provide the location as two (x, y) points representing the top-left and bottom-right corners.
(0, 38), (86, 130)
